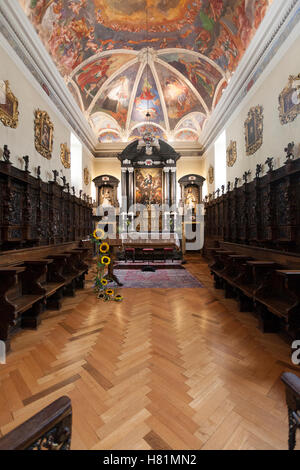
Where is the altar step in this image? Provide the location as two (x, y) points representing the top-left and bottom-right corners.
(115, 260), (183, 269)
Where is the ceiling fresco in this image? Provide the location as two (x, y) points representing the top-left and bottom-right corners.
(18, 0), (273, 143)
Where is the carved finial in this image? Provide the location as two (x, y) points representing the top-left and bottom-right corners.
(66, 183), (70, 193)
(227, 181), (231, 192)
(284, 142), (294, 163)
(204, 195), (208, 203)
(234, 177), (239, 189)
(255, 164), (263, 178)
(265, 157), (274, 173)
(60, 175), (66, 187)
(52, 169), (59, 182)
(3, 145), (11, 162)
(221, 185), (225, 195)
(242, 170), (251, 184)
(79, 190), (82, 198)
(71, 186), (75, 196)
(23, 155), (29, 172)
(216, 188), (220, 198)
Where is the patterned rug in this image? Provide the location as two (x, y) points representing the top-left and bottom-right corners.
(110, 268), (203, 288)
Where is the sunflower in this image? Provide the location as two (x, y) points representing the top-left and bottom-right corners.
(114, 294), (123, 301)
(99, 242), (110, 253)
(105, 289), (114, 296)
(93, 228), (105, 240)
(101, 255), (111, 265)
(101, 278), (108, 286)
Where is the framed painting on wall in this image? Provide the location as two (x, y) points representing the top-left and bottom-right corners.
(60, 143), (70, 168)
(83, 167), (90, 186)
(278, 74), (300, 125)
(135, 168), (162, 206)
(208, 165), (214, 184)
(244, 105), (263, 156)
(226, 140), (237, 167)
(0, 80), (19, 128)
(34, 109), (53, 159)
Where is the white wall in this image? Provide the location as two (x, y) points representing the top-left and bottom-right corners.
(204, 32), (300, 192)
(0, 35), (93, 195)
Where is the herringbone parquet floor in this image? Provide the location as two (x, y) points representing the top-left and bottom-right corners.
(0, 255), (299, 450)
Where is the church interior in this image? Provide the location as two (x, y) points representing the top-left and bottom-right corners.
(0, 0), (300, 451)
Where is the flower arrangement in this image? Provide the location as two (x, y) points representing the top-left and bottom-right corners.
(91, 229), (123, 302)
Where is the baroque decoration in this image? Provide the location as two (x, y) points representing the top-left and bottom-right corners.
(60, 142), (70, 168)
(244, 105), (263, 156)
(226, 140), (237, 167)
(278, 74), (300, 125)
(34, 109), (54, 159)
(208, 165), (214, 184)
(83, 167), (90, 186)
(19, 0), (272, 143)
(0, 80), (19, 128)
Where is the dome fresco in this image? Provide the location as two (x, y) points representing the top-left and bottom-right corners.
(19, 0), (273, 143)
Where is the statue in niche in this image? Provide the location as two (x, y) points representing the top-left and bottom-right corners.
(185, 186), (199, 215)
(100, 186), (113, 206)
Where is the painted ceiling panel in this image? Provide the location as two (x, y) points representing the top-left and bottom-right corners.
(159, 52), (223, 109)
(18, 0), (273, 142)
(130, 66), (164, 128)
(91, 62), (140, 129)
(155, 62), (204, 129)
(73, 53), (136, 109)
(98, 131), (121, 143)
(129, 124), (167, 142)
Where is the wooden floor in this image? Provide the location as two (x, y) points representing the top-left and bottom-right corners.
(0, 254), (299, 450)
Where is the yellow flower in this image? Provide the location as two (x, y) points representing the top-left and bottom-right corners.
(106, 289), (114, 296)
(93, 228), (105, 240)
(115, 294), (123, 301)
(99, 242), (110, 253)
(101, 255), (111, 266)
(101, 279), (108, 286)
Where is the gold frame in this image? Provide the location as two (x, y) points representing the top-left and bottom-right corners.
(83, 167), (90, 186)
(278, 75), (300, 125)
(208, 165), (214, 184)
(60, 143), (70, 168)
(0, 80), (19, 128)
(226, 140), (237, 167)
(244, 105), (263, 156)
(34, 109), (53, 159)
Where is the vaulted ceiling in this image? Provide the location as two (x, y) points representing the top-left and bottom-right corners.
(18, 0), (272, 143)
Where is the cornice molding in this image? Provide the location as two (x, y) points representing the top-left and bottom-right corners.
(201, 0), (300, 151)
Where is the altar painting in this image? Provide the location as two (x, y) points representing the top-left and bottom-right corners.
(135, 168), (162, 206)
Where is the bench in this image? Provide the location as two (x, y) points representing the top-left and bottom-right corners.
(0, 242), (91, 351)
(209, 243), (300, 338)
(0, 396), (72, 450)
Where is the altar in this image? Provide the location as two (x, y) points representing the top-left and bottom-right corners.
(118, 135), (181, 228)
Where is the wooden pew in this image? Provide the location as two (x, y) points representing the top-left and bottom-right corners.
(281, 372), (300, 450)
(208, 242), (300, 338)
(0, 241), (91, 351)
(0, 396), (72, 450)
